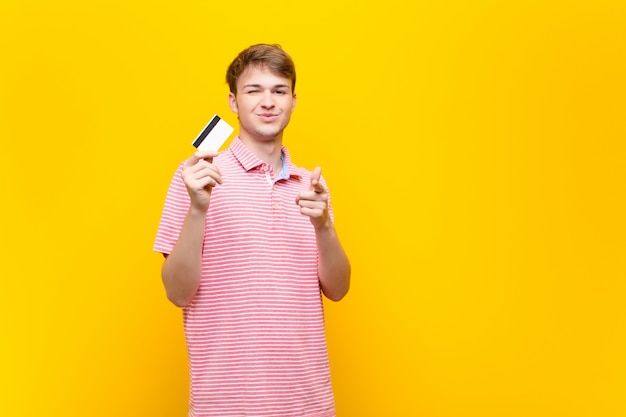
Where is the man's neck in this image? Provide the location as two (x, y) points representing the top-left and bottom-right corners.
(239, 134), (284, 173)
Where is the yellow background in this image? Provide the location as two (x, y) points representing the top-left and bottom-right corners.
(1, 1), (625, 416)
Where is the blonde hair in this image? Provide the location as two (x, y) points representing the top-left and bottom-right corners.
(226, 44), (296, 94)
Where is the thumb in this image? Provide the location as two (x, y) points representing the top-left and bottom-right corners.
(185, 150), (218, 167)
(310, 166), (324, 193)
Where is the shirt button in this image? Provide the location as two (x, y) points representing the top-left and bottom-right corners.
(274, 204), (279, 209)
(261, 165), (268, 171)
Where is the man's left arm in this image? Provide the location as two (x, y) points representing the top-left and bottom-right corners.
(296, 167), (351, 301)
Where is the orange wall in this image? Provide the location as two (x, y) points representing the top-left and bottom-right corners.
(1, 1), (625, 416)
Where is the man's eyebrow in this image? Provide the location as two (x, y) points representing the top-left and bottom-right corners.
(242, 83), (291, 89)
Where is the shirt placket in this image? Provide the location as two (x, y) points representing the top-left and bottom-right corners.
(260, 164), (281, 223)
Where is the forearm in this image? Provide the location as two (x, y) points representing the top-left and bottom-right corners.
(161, 207), (207, 307)
(315, 221), (351, 302)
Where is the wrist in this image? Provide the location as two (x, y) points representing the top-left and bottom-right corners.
(188, 205), (209, 218)
(313, 217), (333, 233)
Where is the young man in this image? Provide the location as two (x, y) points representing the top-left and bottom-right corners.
(154, 44), (351, 417)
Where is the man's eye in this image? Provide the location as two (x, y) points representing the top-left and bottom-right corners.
(247, 90), (260, 94)
(275, 90), (286, 94)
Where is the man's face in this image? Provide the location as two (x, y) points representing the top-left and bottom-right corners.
(228, 65), (296, 142)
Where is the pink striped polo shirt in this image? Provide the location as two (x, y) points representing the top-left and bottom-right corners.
(154, 138), (336, 417)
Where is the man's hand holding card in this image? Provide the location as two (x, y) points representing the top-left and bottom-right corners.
(182, 115), (234, 212)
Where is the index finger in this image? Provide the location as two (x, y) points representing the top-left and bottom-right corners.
(310, 166), (325, 193)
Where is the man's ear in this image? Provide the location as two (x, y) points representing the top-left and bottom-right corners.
(292, 93), (297, 112)
(228, 92), (238, 114)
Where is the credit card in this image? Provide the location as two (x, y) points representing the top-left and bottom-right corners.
(192, 114), (234, 151)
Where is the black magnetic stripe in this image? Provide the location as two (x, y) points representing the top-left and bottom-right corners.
(192, 115), (221, 148)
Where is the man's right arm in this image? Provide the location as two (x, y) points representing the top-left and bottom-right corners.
(161, 150), (221, 308)
(161, 207), (207, 307)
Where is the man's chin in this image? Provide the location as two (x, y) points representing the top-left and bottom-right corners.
(253, 128), (283, 140)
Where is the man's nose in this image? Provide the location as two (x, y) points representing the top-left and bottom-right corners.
(261, 90), (275, 108)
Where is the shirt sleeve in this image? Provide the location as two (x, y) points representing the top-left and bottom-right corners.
(153, 162), (190, 256)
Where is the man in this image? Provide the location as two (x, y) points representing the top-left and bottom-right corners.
(154, 43), (351, 417)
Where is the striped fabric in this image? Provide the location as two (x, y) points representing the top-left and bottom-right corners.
(154, 138), (336, 417)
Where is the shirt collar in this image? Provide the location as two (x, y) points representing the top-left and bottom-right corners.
(228, 137), (304, 179)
